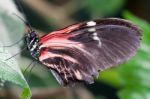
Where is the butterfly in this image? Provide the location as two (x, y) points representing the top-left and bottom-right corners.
(24, 18), (142, 86)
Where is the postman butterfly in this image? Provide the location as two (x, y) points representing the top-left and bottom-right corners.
(24, 18), (142, 86)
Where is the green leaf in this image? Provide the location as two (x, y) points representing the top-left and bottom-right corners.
(118, 87), (150, 99)
(121, 11), (150, 87)
(99, 69), (124, 87)
(0, 43), (31, 99)
(116, 11), (150, 99)
(0, 1), (31, 99)
(21, 87), (31, 99)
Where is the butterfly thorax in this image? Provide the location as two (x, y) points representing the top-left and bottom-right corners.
(25, 31), (40, 60)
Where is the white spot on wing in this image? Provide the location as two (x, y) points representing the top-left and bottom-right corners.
(88, 27), (96, 32)
(86, 21), (96, 26)
(93, 32), (97, 36)
(92, 32), (102, 47)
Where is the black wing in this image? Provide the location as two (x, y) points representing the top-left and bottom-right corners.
(39, 18), (142, 86)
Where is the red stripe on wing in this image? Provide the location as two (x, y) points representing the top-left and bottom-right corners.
(39, 23), (82, 43)
(39, 49), (78, 64)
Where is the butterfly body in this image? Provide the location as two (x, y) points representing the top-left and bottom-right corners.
(25, 31), (40, 59)
(25, 18), (142, 86)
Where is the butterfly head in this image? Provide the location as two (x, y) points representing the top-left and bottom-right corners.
(25, 30), (40, 59)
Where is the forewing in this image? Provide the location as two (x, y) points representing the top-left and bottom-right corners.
(38, 18), (142, 86)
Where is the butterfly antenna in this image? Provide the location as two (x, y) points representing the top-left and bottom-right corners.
(26, 62), (37, 83)
(2, 36), (24, 47)
(5, 46), (27, 61)
(13, 13), (32, 32)
(2, 0), (33, 48)
(15, 0), (33, 32)
(23, 60), (35, 75)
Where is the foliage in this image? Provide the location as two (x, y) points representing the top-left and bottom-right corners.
(84, 0), (125, 18)
(0, 0), (31, 99)
(118, 11), (150, 99)
(0, 45), (31, 99)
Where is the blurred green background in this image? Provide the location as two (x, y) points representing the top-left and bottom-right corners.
(0, 0), (150, 99)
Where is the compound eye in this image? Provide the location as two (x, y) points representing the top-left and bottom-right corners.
(30, 31), (36, 38)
